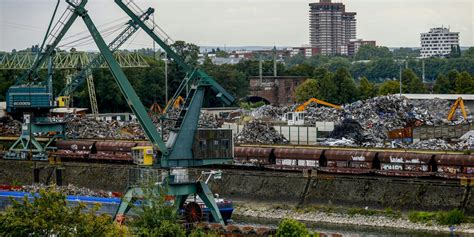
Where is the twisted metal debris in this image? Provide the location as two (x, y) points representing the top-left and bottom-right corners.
(235, 120), (289, 144)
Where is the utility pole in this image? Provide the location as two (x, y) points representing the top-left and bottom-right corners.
(273, 46), (277, 77)
(399, 64), (402, 96)
(422, 59), (425, 83)
(259, 56), (263, 87)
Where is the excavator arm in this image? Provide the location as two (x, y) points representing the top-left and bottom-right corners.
(447, 97), (468, 121)
(295, 98), (342, 112)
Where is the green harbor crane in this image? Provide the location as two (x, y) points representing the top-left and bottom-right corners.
(65, 0), (235, 224)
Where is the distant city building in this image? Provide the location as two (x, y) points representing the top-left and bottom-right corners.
(420, 27), (459, 58)
(347, 39), (376, 57)
(290, 46), (321, 58)
(309, 0), (356, 55)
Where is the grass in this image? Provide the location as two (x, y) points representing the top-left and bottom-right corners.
(408, 209), (465, 226)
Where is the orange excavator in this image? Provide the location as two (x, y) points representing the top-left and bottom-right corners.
(286, 98), (342, 125)
(149, 96), (185, 115)
(295, 98), (342, 112)
(447, 97), (468, 121)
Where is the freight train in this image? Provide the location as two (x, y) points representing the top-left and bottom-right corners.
(234, 146), (474, 180)
(2, 139), (473, 180)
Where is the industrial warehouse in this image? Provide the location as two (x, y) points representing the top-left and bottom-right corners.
(1, 0), (474, 236)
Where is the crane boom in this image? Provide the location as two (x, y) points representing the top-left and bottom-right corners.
(14, 1), (86, 85)
(59, 9), (153, 97)
(114, 0), (234, 105)
(65, 0), (168, 155)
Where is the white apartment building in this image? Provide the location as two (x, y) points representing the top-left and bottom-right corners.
(420, 27), (459, 58)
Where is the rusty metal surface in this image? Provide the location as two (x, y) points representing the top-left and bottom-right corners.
(55, 140), (94, 151)
(234, 147), (272, 159)
(94, 141), (136, 152)
(388, 127), (412, 139)
(377, 152), (433, 164)
(324, 150), (376, 162)
(89, 151), (132, 161)
(274, 148), (323, 160)
(435, 154), (474, 166)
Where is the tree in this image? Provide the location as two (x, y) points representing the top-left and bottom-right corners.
(332, 67), (358, 104)
(295, 79), (320, 102)
(276, 218), (308, 237)
(313, 67), (329, 80)
(449, 45), (462, 58)
(407, 75), (427, 93)
(392, 47), (420, 58)
(379, 80), (400, 95)
(402, 69), (426, 93)
(446, 69), (461, 93)
(455, 71), (474, 94)
(171, 40), (200, 67)
(0, 187), (124, 236)
(130, 184), (185, 237)
(358, 77), (377, 100)
(354, 44), (392, 60)
(463, 47), (474, 58)
(286, 63), (314, 77)
(433, 74), (451, 94)
(318, 72), (337, 103)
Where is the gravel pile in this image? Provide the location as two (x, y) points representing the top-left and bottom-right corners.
(235, 120), (288, 144)
(21, 184), (116, 198)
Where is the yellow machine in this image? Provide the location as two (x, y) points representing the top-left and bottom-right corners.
(56, 96), (70, 107)
(162, 96), (185, 113)
(295, 98), (342, 112)
(447, 97), (468, 121)
(132, 146), (154, 166)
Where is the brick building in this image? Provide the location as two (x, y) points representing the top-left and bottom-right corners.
(348, 39), (376, 57)
(248, 76), (307, 105)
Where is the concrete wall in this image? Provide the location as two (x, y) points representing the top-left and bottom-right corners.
(0, 160), (471, 214)
(223, 123), (334, 144)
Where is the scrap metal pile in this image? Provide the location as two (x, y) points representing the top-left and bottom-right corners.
(0, 111), (220, 141)
(0, 117), (21, 136)
(245, 95), (472, 149)
(235, 120), (289, 144)
(250, 105), (290, 120)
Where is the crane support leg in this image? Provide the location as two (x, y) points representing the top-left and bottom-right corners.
(195, 181), (224, 224)
(114, 182), (224, 225)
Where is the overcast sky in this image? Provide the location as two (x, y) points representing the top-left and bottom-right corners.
(0, 0), (473, 52)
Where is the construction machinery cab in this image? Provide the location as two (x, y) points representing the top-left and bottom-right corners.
(285, 111), (306, 126)
(56, 96), (70, 108)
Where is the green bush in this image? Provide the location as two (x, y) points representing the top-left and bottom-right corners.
(436, 209), (465, 226)
(276, 218), (309, 237)
(408, 209), (465, 225)
(408, 211), (438, 224)
(0, 187), (125, 236)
